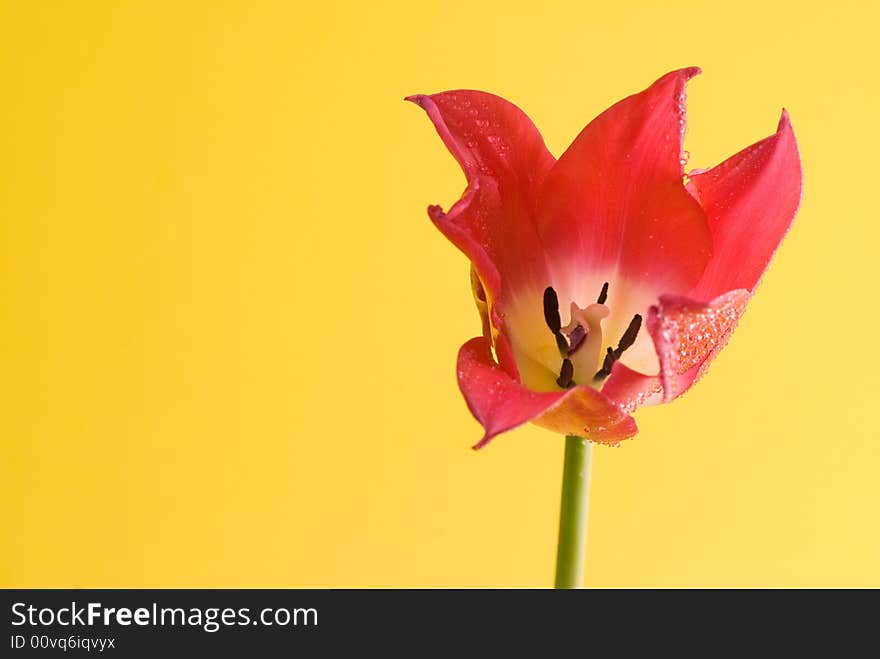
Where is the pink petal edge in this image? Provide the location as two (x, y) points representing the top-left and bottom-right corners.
(458, 336), (636, 450)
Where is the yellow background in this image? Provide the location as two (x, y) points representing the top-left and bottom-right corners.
(2, 1), (878, 587)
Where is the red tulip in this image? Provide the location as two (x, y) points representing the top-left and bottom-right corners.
(408, 68), (802, 449)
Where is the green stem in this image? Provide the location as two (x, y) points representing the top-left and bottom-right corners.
(554, 435), (593, 589)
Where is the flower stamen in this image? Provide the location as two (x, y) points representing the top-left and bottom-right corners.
(596, 281), (609, 304)
(593, 314), (642, 381)
(543, 286), (570, 355)
(556, 358), (575, 389)
(619, 314), (642, 351)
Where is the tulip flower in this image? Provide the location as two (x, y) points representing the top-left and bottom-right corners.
(408, 68), (802, 587)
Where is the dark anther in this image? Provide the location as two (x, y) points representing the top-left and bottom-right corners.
(543, 287), (561, 333)
(596, 347), (615, 380)
(593, 360), (614, 382)
(593, 314), (642, 382)
(597, 282), (609, 305)
(556, 358), (575, 389)
(543, 286), (570, 355)
(617, 314), (642, 352)
(567, 324), (586, 355)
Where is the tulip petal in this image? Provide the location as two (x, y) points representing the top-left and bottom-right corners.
(688, 110), (803, 299)
(537, 68), (712, 297)
(649, 289), (751, 402)
(458, 337), (637, 449)
(532, 388), (638, 447)
(601, 289), (750, 410)
(407, 91), (556, 298)
(600, 361), (664, 414)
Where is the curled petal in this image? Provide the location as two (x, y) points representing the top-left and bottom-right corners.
(601, 289), (751, 411)
(647, 290), (751, 402)
(689, 110), (803, 299)
(405, 91), (555, 199)
(458, 337), (567, 449)
(426, 184), (503, 300)
(407, 91), (556, 299)
(458, 337), (637, 449)
(537, 68), (712, 297)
